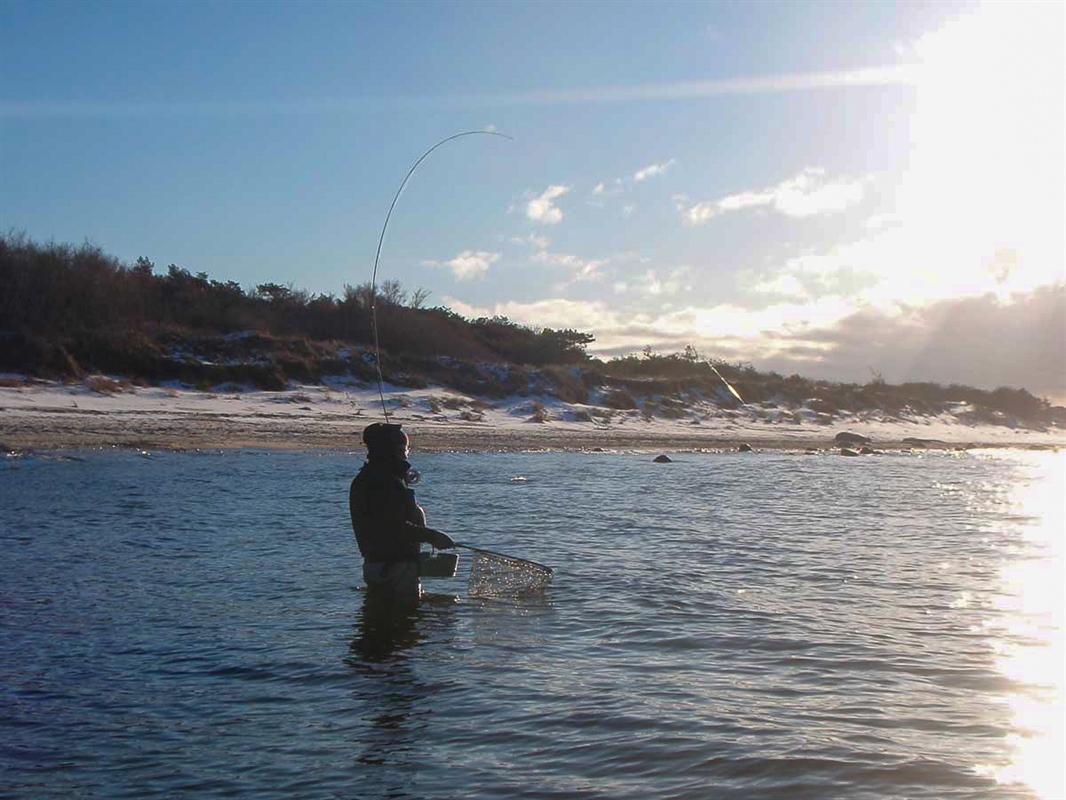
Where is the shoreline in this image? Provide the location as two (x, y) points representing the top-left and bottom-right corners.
(2, 380), (1063, 454)
(3, 409), (1061, 455)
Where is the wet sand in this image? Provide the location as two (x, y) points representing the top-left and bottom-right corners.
(2, 405), (1060, 454)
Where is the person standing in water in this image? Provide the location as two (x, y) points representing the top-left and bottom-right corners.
(349, 422), (455, 601)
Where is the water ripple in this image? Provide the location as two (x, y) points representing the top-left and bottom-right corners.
(1, 449), (1062, 798)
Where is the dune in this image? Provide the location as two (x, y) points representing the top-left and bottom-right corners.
(1, 376), (1062, 453)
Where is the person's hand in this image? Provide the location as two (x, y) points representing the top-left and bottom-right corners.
(428, 529), (456, 550)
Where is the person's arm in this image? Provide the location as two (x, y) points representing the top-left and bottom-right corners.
(399, 488), (454, 548)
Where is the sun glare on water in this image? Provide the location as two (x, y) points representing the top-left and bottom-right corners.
(978, 451), (1066, 798)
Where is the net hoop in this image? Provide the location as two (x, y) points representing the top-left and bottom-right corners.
(457, 543), (553, 574)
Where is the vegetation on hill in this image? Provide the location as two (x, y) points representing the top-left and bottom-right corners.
(1, 233), (1062, 430)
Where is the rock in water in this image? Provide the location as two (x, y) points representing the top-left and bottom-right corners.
(653, 454), (672, 463)
(835, 431), (871, 446)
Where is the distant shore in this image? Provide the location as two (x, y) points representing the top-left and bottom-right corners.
(2, 407), (1061, 454)
(2, 379), (1063, 454)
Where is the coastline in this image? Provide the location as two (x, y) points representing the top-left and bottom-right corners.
(2, 379), (1063, 454)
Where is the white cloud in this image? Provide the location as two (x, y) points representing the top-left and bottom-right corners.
(534, 250), (608, 284)
(443, 296), (620, 333)
(682, 168), (865, 225)
(441, 283), (1065, 397)
(745, 208), (1064, 310)
(633, 159), (677, 182)
(425, 250), (499, 280)
(510, 233), (551, 249)
(589, 178), (625, 205)
(526, 185), (570, 225)
(634, 266), (693, 297)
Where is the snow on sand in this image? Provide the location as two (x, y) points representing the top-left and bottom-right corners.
(1, 376), (1063, 453)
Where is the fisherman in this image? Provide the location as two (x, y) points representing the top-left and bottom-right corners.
(349, 422), (455, 601)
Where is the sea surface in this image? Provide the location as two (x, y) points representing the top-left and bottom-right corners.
(1, 446), (1063, 799)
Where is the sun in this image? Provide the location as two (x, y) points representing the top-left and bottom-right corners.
(894, 1), (1066, 300)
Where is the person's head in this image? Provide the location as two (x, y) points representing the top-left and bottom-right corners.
(362, 422), (410, 463)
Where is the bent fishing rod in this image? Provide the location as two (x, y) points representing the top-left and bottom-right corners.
(369, 130), (513, 422)
(711, 364), (745, 406)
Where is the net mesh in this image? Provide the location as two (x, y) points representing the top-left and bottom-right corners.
(466, 547), (553, 598)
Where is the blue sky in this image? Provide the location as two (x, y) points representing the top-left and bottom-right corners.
(1, 0), (1063, 398)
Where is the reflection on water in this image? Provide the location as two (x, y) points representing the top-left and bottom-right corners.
(985, 452), (1065, 798)
(345, 592), (460, 798)
(349, 594), (424, 667)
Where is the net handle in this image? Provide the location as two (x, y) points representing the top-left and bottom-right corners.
(456, 543), (553, 574)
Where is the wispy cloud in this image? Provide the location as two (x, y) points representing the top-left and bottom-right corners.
(454, 65), (918, 107)
(534, 250), (608, 285)
(592, 161), (675, 206)
(635, 266), (693, 296)
(526, 185), (570, 225)
(510, 233), (552, 249)
(588, 178), (624, 206)
(444, 296), (619, 334)
(0, 65), (919, 121)
(424, 250), (499, 280)
(634, 159), (677, 182)
(681, 168), (865, 225)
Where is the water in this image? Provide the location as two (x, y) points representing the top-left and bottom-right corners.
(1, 447), (1063, 799)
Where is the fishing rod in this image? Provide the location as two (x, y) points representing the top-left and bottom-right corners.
(711, 364), (745, 405)
(369, 130), (513, 422)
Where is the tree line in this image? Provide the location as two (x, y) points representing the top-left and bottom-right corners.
(0, 233), (593, 366)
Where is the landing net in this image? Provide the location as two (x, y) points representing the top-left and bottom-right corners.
(464, 546), (553, 598)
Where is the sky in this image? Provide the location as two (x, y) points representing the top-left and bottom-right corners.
(1, 0), (1064, 400)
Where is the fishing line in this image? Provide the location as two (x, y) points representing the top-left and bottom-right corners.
(711, 364), (745, 405)
(369, 130), (513, 422)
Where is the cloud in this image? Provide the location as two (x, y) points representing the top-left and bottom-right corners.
(443, 65), (918, 111)
(425, 250), (499, 280)
(525, 185), (570, 225)
(758, 285), (1066, 398)
(533, 250), (608, 286)
(633, 159), (677, 182)
(592, 162), (675, 206)
(510, 233), (551, 249)
(0, 66), (920, 120)
(682, 168), (865, 225)
(743, 210), (1063, 310)
(444, 296), (619, 334)
(635, 266), (693, 297)
(443, 282), (1066, 399)
(588, 178), (625, 206)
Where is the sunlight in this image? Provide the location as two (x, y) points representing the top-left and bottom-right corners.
(982, 452), (1066, 798)
(896, 2), (1066, 300)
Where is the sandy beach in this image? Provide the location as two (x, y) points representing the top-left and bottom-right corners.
(2, 376), (1062, 454)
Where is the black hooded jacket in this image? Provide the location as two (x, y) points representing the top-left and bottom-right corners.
(349, 456), (434, 563)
